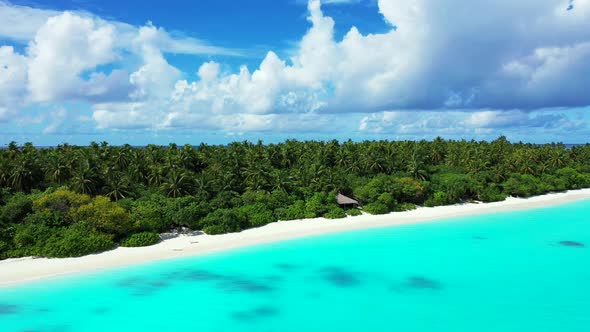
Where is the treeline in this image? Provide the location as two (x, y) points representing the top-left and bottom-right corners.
(1, 137), (590, 259)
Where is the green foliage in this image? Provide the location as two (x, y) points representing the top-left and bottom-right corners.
(275, 200), (306, 221)
(202, 225), (228, 235)
(24, 211), (65, 228)
(173, 202), (210, 229)
(2, 139), (590, 260)
(121, 232), (161, 247)
(430, 173), (478, 203)
(304, 192), (338, 218)
(556, 167), (590, 189)
(502, 174), (543, 197)
(41, 223), (114, 258)
(425, 191), (448, 207)
(390, 177), (425, 203)
(239, 204), (276, 227)
(75, 196), (134, 238)
(324, 207), (346, 219)
(0, 193), (32, 224)
(11, 222), (114, 258)
(396, 202), (417, 212)
(201, 208), (248, 234)
(363, 202), (390, 215)
(346, 208), (362, 217)
(377, 192), (397, 211)
(33, 189), (91, 216)
(478, 185), (507, 203)
(130, 200), (170, 233)
(0, 226), (14, 258)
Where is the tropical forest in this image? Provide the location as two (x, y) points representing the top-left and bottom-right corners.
(1, 137), (589, 259)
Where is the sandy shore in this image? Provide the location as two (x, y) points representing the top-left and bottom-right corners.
(1, 189), (590, 288)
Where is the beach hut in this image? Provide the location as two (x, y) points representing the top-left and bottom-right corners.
(337, 193), (360, 209)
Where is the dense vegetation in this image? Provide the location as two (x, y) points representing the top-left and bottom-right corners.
(1, 137), (589, 259)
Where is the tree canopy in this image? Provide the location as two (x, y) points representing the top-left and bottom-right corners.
(1, 137), (589, 259)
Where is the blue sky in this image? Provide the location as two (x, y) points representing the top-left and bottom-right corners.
(0, 0), (589, 146)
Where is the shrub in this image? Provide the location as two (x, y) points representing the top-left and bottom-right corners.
(396, 202), (417, 211)
(390, 177), (425, 204)
(324, 207), (346, 219)
(363, 202), (390, 215)
(377, 192), (397, 211)
(556, 167), (589, 189)
(0, 193), (33, 224)
(41, 223), (114, 258)
(424, 191), (448, 207)
(346, 208), (362, 217)
(430, 173), (478, 203)
(173, 202), (210, 230)
(203, 225), (229, 235)
(75, 196), (134, 238)
(540, 174), (567, 192)
(12, 222), (53, 255)
(304, 193), (331, 218)
(11, 222), (114, 258)
(121, 232), (160, 247)
(0, 224), (14, 258)
(23, 211), (65, 228)
(502, 174), (543, 197)
(275, 200), (306, 221)
(33, 189), (91, 217)
(201, 208), (248, 234)
(131, 201), (169, 233)
(240, 204), (276, 227)
(478, 186), (507, 203)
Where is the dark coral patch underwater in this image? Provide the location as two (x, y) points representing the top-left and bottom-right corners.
(115, 276), (171, 296)
(232, 306), (279, 322)
(405, 276), (443, 290)
(0, 304), (20, 315)
(558, 241), (585, 248)
(319, 267), (361, 287)
(218, 277), (275, 293)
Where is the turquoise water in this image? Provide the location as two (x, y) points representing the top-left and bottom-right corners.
(1, 201), (589, 332)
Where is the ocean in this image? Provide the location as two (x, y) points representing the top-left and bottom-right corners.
(1, 200), (589, 331)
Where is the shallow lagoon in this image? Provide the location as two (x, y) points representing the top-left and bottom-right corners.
(1, 200), (589, 332)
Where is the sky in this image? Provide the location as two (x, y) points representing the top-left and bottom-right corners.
(0, 0), (589, 146)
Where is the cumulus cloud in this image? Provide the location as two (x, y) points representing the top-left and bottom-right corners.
(162, 0), (590, 128)
(27, 12), (122, 102)
(0, 46), (27, 120)
(0, 1), (239, 124)
(360, 109), (586, 139)
(0, 0), (61, 41)
(1, 0), (590, 138)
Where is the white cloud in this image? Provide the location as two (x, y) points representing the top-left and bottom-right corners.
(1, 0), (590, 138)
(359, 109), (586, 141)
(0, 46), (28, 120)
(166, 0), (590, 118)
(0, 0), (61, 41)
(27, 12), (119, 102)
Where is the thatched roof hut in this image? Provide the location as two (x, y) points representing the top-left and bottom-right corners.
(337, 193), (360, 208)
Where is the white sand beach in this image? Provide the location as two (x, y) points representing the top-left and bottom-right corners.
(1, 189), (590, 288)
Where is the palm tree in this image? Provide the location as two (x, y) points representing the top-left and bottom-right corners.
(103, 174), (131, 201)
(161, 171), (191, 198)
(70, 166), (97, 195)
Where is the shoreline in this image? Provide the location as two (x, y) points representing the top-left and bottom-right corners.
(2, 189), (590, 288)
